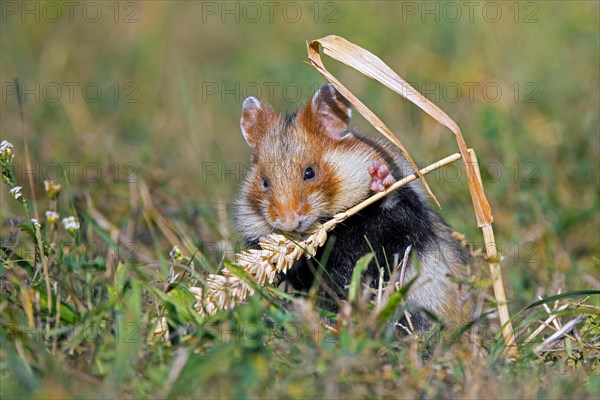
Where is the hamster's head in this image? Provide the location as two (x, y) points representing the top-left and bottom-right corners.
(238, 84), (376, 237)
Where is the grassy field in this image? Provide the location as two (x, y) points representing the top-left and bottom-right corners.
(1, 1), (599, 398)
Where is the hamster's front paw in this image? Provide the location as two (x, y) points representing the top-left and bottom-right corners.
(368, 160), (396, 192)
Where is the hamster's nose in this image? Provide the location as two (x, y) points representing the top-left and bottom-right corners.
(271, 214), (301, 232)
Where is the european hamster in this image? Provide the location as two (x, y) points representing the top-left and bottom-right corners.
(236, 84), (470, 329)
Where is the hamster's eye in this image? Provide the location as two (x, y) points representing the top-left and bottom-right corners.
(261, 177), (270, 189)
(303, 167), (316, 181)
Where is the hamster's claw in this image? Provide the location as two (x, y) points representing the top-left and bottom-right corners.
(369, 160), (396, 192)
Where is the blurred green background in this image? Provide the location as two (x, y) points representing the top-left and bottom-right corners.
(1, 1), (598, 305)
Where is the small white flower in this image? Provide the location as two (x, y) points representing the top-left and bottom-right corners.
(62, 216), (80, 233)
(167, 269), (181, 284)
(9, 186), (22, 200)
(31, 219), (41, 229)
(0, 140), (13, 156)
(169, 245), (184, 263)
(45, 210), (59, 224)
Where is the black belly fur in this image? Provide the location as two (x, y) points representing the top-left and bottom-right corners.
(286, 184), (446, 320)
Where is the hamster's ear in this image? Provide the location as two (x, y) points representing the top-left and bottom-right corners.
(300, 84), (352, 140)
(240, 97), (278, 148)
